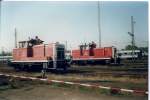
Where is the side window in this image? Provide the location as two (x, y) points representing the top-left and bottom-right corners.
(80, 45), (83, 56)
(27, 47), (33, 57)
(57, 47), (65, 60)
(89, 48), (94, 56)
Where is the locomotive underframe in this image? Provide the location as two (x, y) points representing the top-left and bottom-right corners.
(11, 60), (68, 71)
(72, 58), (113, 65)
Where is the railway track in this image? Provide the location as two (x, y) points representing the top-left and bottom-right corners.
(68, 65), (148, 78)
(0, 63), (148, 77)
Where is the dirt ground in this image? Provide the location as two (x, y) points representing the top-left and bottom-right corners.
(0, 84), (148, 100)
(0, 60), (148, 100)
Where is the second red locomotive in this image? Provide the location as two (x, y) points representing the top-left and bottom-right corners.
(71, 42), (119, 65)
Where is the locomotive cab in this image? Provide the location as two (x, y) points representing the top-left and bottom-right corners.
(50, 43), (67, 70)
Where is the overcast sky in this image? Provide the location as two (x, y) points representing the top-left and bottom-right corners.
(0, 1), (148, 52)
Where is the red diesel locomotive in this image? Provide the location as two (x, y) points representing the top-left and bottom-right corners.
(71, 42), (119, 64)
(11, 37), (68, 71)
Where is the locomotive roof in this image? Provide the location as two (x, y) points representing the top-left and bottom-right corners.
(19, 41), (28, 43)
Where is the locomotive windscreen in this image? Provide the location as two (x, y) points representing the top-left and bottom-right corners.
(56, 47), (65, 60)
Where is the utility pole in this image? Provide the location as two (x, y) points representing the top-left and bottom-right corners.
(128, 16), (136, 62)
(98, 1), (101, 47)
(1, 47), (4, 63)
(65, 41), (67, 51)
(14, 28), (17, 48)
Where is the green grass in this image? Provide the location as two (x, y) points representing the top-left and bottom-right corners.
(0, 85), (11, 91)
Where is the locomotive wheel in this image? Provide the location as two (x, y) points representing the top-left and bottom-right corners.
(105, 60), (111, 64)
(63, 67), (68, 73)
(23, 66), (31, 72)
(14, 65), (22, 72)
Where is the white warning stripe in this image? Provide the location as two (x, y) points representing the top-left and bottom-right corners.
(64, 82), (75, 85)
(79, 83), (92, 87)
(0, 73), (4, 76)
(145, 91), (148, 94)
(20, 76), (28, 79)
(12, 75), (20, 78)
(28, 77), (38, 80)
(51, 80), (64, 83)
(40, 78), (48, 81)
(98, 86), (111, 89)
(4, 74), (11, 77)
(120, 89), (134, 93)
